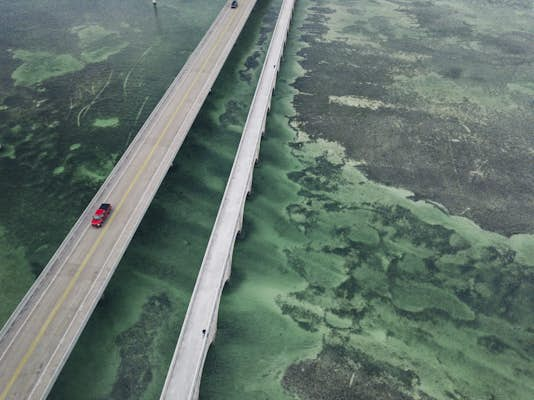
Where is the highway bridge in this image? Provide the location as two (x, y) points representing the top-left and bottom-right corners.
(0, 1), (258, 398)
(159, 0), (295, 397)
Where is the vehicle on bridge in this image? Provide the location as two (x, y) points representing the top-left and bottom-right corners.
(231, 0), (238, 8)
(91, 203), (112, 227)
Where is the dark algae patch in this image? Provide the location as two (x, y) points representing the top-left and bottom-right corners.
(111, 294), (171, 399)
(283, 345), (434, 400)
(292, 0), (534, 236)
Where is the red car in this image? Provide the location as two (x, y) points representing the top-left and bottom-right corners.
(91, 203), (112, 228)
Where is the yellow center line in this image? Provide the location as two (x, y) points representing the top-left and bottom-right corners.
(0, 4), (244, 399)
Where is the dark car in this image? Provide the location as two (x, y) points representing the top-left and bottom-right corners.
(231, 0), (238, 8)
(91, 203), (112, 228)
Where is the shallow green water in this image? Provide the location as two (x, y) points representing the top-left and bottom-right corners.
(1, 0), (533, 399)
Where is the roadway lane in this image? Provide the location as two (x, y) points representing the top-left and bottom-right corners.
(0, 1), (257, 399)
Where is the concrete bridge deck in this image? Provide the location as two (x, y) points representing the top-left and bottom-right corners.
(0, 1), (257, 398)
(159, 0), (295, 397)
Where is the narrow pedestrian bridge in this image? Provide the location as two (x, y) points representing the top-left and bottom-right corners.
(0, 1), (295, 399)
